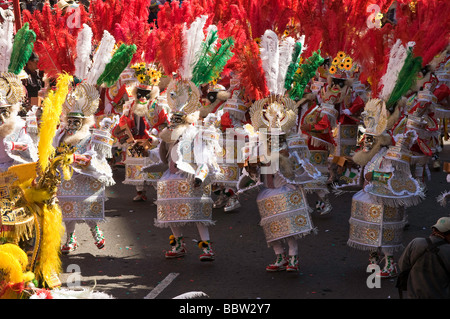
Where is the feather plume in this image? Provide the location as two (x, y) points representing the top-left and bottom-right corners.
(386, 49), (422, 111)
(97, 44), (137, 87)
(24, 4), (78, 78)
(74, 24), (93, 80)
(395, 0), (450, 66)
(289, 50), (324, 101)
(0, 16), (14, 73)
(234, 39), (269, 101)
(276, 36), (296, 95)
(191, 25), (219, 86)
(179, 15), (208, 80)
(154, 23), (186, 76)
(8, 23), (36, 75)
(379, 39), (408, 102)
(284, 41), (303, 91)
(38, 73), (73, 173)
(172, 291), (209, 299)
(86, 30), (116, 85)
(259, 29), (279, 95)
(192, 32), (235, 86)
(205, 37), (234, 82)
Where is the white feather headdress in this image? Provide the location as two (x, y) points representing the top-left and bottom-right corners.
(0, 15), (14, 73)
(74, 24), (93, 80)
(259, 30), (296, 96)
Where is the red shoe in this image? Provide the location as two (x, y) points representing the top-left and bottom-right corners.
(198, 241), (215, 261)
(91, 226), (105, 249)
(286, 255), (299, 272)
(266, 254), (288, 272)
(61, 233), (78, 254)
(377, 256), (398, 278)
(165, 236), (187, 259)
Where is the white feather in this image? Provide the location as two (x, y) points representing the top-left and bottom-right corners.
(86, 30), (116, 85)
(74, 24), (93, 80)
(0, 16), (14, 73)
(30, 287), (115, 299)
(179, 15), (208, 80)
(172, 291), (209, 299)
(379, 39), (408, 101)
(260, 30), (280, 95)
(276, 36), (296, 95)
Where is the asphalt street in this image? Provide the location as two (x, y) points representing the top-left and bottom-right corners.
(58, 144), (450, 300)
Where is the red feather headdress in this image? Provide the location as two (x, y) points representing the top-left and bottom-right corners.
(23, 4), (84, 78)
(394, 0), (450, 67)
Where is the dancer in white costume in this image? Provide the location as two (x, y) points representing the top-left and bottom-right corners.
(0, 18), (38, 172)
(53, 24), (135, 253)
(56, 81), (116, 254)
(238, 30), (318, 272)
(143, 15), (234, 261)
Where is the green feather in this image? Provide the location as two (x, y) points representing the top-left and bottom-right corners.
(8, 23), (36, 75)
(97, 44), (137, 87)
(284, 42), (303, 91)
(191, 29), (219, 86)
(289, 50), (324, 101)
(386, 49), (422, 111)
(192, 36), (234, 86)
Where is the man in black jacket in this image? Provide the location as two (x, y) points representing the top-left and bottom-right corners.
(398, 217), (450, 299)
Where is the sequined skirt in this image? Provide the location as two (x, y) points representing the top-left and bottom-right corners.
(348, 190), (406, 253)
(57, 174), (106, 221)
(124, 156), (163, 185)
(211, 164), (240, 186)
(309, 150), (330, 174)
(155, 171), (213, 227)
(334, 124), (358, 157)
(256, 186), (314, 245)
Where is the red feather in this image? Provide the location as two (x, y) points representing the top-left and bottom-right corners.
(23, 4), (79, 78)
(394, 0), (450, 66)
(234, 39), (269, 101)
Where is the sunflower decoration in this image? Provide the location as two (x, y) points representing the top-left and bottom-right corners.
(328, 51), (355, 77)
(329, 65), (337, 74)
(131, 63), (162, 88)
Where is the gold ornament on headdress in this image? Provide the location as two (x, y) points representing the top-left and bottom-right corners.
(361, 98), (388, 136)
(0, 73), (25, 106)
(249, 95), (298, 133)
(166, 79), (201, 115)
(63, 82), (100, 118)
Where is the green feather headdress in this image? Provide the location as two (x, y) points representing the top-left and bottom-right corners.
(386, 49), (422, 112)
(289, 50), (324, 101)
(97, 43), (137, 87)
(284, 41), (303, 91)
(8, 23), (36, 75)
(191, 27), (235, 87)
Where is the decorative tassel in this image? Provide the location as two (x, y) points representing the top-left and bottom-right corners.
(197, 240), (209, 249)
